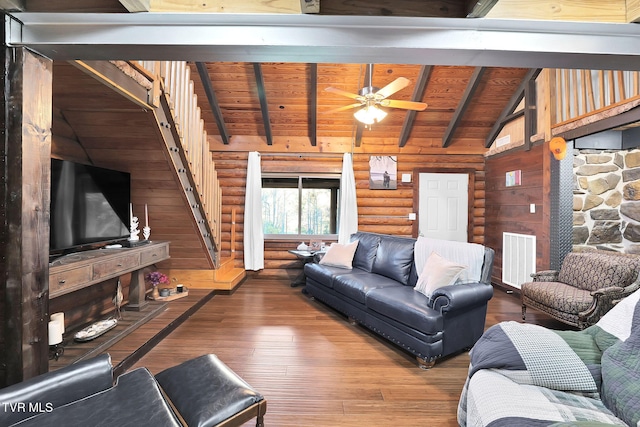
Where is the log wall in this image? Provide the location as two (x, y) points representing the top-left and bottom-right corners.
(214, 149), (486, 280)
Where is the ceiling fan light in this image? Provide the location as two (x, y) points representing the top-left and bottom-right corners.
(354, 105), (387, 125)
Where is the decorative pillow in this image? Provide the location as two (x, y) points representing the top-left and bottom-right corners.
(318, 240), (359, 269)
(414, 251), (466, 299)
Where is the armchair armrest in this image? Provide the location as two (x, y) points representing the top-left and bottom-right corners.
(0, 354), (114, 425)
(531, 270), (559, 282)
(431, 282), (494, 313)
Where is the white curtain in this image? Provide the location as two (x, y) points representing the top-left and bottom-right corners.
(338, 152), (358, 244)
(243, 151), (264, 271)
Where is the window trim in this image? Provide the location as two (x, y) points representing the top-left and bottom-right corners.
(262, 172), (340, 240)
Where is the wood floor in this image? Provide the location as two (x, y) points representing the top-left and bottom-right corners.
(116, 279), (570, 427)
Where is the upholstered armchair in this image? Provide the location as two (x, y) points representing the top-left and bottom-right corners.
(521, 251), (640, 329)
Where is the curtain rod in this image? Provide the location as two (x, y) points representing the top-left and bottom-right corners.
(259, 152), (345, 158)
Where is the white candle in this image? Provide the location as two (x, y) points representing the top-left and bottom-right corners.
(48, 321), (63, 345)
(51, 312), (65, 332)
(130, 203), (133, 223)
(145, 204), (149, 227)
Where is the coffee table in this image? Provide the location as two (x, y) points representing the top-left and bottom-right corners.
(288, 249), (322, 287)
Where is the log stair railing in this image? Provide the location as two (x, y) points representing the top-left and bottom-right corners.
(133, 60), (226, 271)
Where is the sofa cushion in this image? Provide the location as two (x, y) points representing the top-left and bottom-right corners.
(319, 240), (358, 269)
(558, 252), (635, 292)
(414, 252), (466, 299)
(365, 286), (443, 334)
(521, 281), (595, 315)
(333, 270), (402, 304)
(371, 235), (415, 285)
(304, 263), (349, 289)
(351, 232), (381, 272)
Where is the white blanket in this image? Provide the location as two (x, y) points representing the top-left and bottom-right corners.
(414, 236), (485, 283)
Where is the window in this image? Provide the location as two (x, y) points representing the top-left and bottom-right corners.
(262, 174), (340, 238)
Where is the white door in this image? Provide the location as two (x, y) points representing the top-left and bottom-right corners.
(418, 173), (468, 241)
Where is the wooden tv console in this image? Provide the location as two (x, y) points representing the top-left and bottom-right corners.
(49, 241), (170, 310)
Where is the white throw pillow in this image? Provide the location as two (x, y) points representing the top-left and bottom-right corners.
(414, 251), (466, 299)
(318, 240), (359, 269)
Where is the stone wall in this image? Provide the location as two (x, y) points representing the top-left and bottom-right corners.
(573, 149), (640, 253)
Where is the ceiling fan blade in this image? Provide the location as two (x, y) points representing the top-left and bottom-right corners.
(325, 86), (363, 100)
(323, 103), (363, 114)
(380, 99), (428, 111)
(375, 77), (411, 99)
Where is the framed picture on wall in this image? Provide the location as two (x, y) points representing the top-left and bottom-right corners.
(369, 155), (397, 190)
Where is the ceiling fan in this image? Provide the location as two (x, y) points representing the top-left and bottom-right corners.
(325, 64), (428, 125)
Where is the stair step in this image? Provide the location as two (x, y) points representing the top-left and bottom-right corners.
(213, 267), (246, 291)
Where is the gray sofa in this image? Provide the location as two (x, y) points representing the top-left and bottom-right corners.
(304, 231), (495, 368)
(0, 353), (266, 427)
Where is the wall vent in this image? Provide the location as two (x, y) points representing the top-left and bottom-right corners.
(502, 232), (537, 289)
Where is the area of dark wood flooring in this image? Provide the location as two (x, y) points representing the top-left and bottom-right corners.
(91, 279), (570, 427)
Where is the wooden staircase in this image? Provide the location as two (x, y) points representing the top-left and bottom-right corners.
(134, 61), (244, 291)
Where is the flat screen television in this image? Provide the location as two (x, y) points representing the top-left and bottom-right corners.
(50, 159), (131, 259)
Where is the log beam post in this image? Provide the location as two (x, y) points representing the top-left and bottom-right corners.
(0, 41), (53, 386)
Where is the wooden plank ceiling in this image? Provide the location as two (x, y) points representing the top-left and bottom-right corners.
(191, 62), (531, 149)
(12, 0), (637, 151)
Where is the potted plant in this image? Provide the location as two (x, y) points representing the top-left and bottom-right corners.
(145, 271), (169, 299)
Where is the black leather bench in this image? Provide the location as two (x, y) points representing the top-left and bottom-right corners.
(156, 354), (266, 427)
(0, 354), (266, 427)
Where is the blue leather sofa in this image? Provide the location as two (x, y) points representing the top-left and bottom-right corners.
(304, 232), (495, 368)
(0, 353), (266, 426)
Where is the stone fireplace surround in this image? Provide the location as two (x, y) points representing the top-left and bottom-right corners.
(573, 149), (640, 253)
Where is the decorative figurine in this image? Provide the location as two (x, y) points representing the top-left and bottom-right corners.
(129, 216), (140, 242)
(129, 203), (140, 242)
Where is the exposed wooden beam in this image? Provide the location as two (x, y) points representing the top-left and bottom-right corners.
(120, 0), (303, 13)
(195, 62), (230, 145)
(486, 0), (628, 22)
(398, 65), (432, 147)
(466, 0), (499, 17)
(354, 123), (364, 147)
(70, 60), (152, 109)
(1, 48), (52, 387)
(484, 68), (542, 147)
(523, 77), (537, 151)
(309, 63), (317, 146)
(319, 0), (468, 17)
(354, 63), (372, 148)
(442, 67), (486, 148)
(252, 62), (273, 145)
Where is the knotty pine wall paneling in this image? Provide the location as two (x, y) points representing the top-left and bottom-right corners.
(214, 150), (486, 279)
(485, 143), (549, 287)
